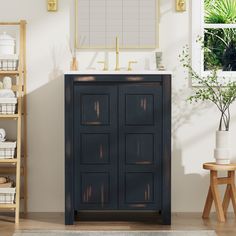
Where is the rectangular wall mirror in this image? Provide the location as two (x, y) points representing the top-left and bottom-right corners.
(75, 0), (159, 49)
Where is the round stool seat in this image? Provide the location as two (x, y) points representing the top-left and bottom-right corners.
(203, 162), (236, 171)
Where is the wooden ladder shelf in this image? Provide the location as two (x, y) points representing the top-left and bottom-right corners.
(0, 20), (27, 224)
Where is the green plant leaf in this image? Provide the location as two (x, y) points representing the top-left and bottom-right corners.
(205, 0), (236, 23)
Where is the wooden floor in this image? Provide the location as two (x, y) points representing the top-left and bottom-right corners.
(0, 213), (235, 236)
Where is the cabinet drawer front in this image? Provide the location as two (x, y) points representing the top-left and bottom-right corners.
(81, 173), (109, 204)
(74, 85), (117, 127)
(119, 171), (160, 210)
(76, 168), (118, 210)
(125, 94), (154, 125)
(119, 84), (162, 127)
(80, 133), (110, 164)
(125, 133), (154, 165)
(81, 94), (110, 125)
(125, 172), (155, 203)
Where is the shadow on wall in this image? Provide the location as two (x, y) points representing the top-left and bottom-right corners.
(172, 87), (211, 211)
(172, 86), (236, 212)
(48, 46), (65, 81)
(27, 68), (64, 212)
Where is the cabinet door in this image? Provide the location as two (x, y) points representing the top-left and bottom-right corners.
(119, 83), (162, 210)
(74, 85), (118, 210)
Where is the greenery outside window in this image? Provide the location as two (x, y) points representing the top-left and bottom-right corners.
(192, 0), (236, 79)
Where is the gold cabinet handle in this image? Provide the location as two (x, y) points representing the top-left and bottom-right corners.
(128, 61), (138, 71)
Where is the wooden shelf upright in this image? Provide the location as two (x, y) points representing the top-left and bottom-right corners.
(0, 20), (27, 224)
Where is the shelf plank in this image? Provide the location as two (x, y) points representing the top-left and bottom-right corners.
(0, 22), (20, 25)
(0, 71), (19, 75)
(0, 204), (16, 209)
(0, 114), (19, 119)
(0, 166), (24, 174)
(0, 159), (17, 164)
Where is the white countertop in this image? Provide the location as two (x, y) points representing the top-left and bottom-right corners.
(65, 70), (172, 75)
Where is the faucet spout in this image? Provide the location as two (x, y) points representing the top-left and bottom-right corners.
(115, 36), (120, 71)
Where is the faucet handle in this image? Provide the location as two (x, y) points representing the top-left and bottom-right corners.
(128, 61), (137, 71)
(97, 61), (108, 71)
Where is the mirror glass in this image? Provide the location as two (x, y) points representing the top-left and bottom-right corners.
(75, 0), (159, 49)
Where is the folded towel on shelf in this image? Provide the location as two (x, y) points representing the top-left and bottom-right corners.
(0, 89), (15, 98)
(0, 176), (7, 184)
(0, 182), (13, 188)
(3, 77), (12, 90)
(0, 128), (6, 142)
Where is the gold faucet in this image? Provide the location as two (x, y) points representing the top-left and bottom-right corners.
(115, 36), (120, 71)
(128, 61), (137, 71)
(97, 61), (108, 71)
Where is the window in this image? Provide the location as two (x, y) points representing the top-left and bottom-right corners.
(192, 0), (236, 77)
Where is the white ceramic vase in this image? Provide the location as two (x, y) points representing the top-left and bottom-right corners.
(214, 131), (231, 164)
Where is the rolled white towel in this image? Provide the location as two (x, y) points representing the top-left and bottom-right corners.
(3, 77), (12, 89)
(0, 129), (6, 142)
(0, 89), (15, 98)
(0, 177), (7, 184)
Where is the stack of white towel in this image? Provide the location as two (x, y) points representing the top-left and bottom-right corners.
(0, 128), (6, 142)
(0, 76), (15, 98)
(0, 177), (13, 188)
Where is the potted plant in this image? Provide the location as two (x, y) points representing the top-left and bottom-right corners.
(180, 46), (236, 164)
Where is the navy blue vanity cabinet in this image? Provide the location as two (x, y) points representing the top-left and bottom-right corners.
(65, 74), (171, 225)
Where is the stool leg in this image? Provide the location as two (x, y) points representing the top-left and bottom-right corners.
(222, 184), (231, 217)
(211, 170), (225, 222)
(203, 187), (213, 219)
(229, 171), (236, 216)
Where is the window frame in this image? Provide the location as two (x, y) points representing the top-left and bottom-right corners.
(191, 0), (236, 84)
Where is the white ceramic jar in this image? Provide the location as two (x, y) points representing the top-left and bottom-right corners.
(0, 32), (15, 55)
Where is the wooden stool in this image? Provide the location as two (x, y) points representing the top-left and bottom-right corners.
(202, 162), (236, 222)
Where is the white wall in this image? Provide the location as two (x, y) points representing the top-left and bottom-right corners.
(0, 0), (235, 212)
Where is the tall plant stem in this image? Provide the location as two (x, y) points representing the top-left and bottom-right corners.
(227, 107), (230, 130)
(219, 112), (224, 130)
